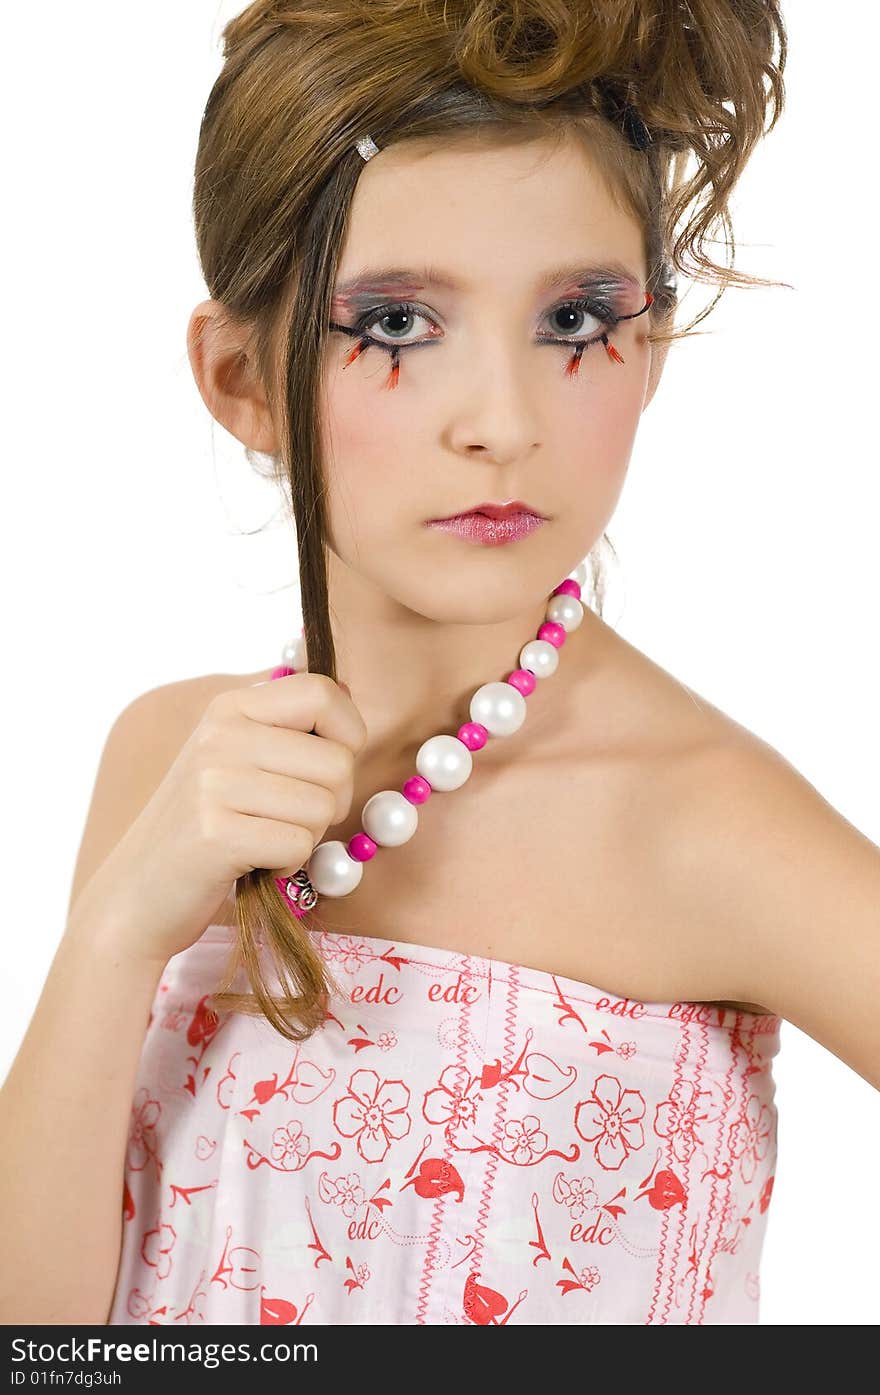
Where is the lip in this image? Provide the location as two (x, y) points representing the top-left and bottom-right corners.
(426, 511), (546, 546)
(428, 499), (544, 522)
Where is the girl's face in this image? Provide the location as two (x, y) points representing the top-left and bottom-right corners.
(320, 130), (664, 623)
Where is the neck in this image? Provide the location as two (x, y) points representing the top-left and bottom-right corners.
(323, 555), (603, 765)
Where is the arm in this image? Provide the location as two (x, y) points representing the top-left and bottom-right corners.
(666, 737), (880, 1090)
(0, 913), (166, 1324)
(0, 683), (195, 1324)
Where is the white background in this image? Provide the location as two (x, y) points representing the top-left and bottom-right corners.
(1, 2), (877, 1324)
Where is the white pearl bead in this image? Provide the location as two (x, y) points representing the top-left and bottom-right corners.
(306, 840), (363, 897)
(547, 593), (585, 632)
(519, 638), (559, 678)
(415, 734), (473, 791)
(470, 680), (527, 736)
(281, 633), (308, 671)
(362, 789), (419, 846)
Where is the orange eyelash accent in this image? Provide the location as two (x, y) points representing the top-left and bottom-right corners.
(385, 348), (401, 391)
(564, 343), (586, 378)
(565, 332), (626, 378)
(343, 339), (368, 368)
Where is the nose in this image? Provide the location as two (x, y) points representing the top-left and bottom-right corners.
(446, 338), (542, 464)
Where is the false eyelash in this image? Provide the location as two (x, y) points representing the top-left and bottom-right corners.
(328, 292), (654, 391)
(328, 302), (441, 392)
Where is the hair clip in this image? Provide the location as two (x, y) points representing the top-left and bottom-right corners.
(355, 134), (380, 162)
(590, 79), (653, 152)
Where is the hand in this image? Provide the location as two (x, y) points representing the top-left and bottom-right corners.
(67, 673), (368, 967)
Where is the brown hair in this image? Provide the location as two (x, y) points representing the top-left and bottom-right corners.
(195, 0), (788, 1041)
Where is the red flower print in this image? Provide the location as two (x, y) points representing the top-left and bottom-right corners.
(195, 1136), (216, 1162)
(377, 1031), (398, 1052)
(160, 1007), (187, 1032)
(187, 996), (221, 1049)
(501, 1115), (548, 1165)
(142, 1222), (176, 1280)
(635, 1168), (687, 1211)
(422, 1064), (483, 1137)
(270, 1120), (310, 1170)
(759, 1174), (775, 1213)
(212, 1228), (261, 1292)
(653, 1078), (720, 1164)
(333, 1069), (412, 1163)
(319, 934), (373, 974)
(728, 1093), (773, 1184)
(522, 1051), (578, 1100)
(616, 1042), (637, 1060)
(127, 1088), (161, 1172)
(552, 1173), (600, 1221)
(556, 1256), (602, 1297)
(463, 1270), (528, 1325)
(217, 1055), (238, 1110)
(343, 1255), (369, 1294)
(574, 1074), (646, 1171)
(318, 1171), (366, 1218)
(125, 1290), (153, 1322)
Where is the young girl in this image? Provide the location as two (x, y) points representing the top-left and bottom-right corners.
(2, 0), (877, 1328)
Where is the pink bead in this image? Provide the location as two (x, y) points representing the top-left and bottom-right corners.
(274, 876), (309, 919)
(348, 832), (377, 862)
(457, 722), (488, 751)
(538, 621), (566, 648)
(403, 775), (432, 804)
(507, 669), (537, 696)
(553, 578), (582, 600)
(271, 665), (296, 680)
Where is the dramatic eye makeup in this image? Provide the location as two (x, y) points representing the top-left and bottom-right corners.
(327, 262), (654, 391)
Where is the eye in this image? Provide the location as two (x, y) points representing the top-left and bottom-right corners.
(357, 301), (441, 347)
(540, 299), (616, 344)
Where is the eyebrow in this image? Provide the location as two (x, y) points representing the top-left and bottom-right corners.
(331, 260), (642, 306)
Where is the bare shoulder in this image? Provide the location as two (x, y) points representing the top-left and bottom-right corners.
(555, 618), (776, 1012)
(66, 665), (275, 920)
(582, 619), (861, 1019)
(565, 621), (878, 1079)
(645, 694), (880, 1081)
(142, 665), (278, 723)
(109, 664), (278, 782)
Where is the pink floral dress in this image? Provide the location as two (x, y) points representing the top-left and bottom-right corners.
(107, 922), (780, 1326)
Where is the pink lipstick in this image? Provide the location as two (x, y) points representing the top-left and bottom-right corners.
(426, 500), (547, 547)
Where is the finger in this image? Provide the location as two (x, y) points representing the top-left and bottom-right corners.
(235, 672), (367, 754)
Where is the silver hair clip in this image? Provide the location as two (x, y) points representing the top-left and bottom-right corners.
(355, 134), (380, 162)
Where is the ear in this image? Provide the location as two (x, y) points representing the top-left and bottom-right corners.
(641, 295), (676, 412)
(642, 333), (671, 413)
(186, 299), (281, 453)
